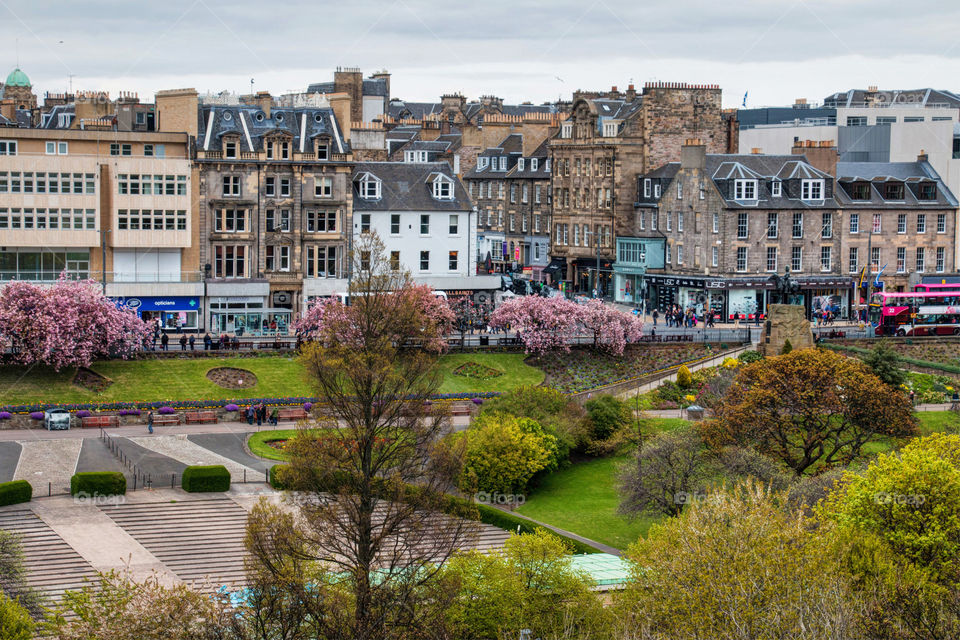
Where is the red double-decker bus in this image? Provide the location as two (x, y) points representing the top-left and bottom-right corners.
(870, 291), (960, 336)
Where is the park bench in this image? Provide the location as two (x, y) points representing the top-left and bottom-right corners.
(451, 403), (473, 417)
(184, 411), (218, 424)
(278, 407), (308, 421)
(81, 415), (119, 429)
(151, 412), (180, 426)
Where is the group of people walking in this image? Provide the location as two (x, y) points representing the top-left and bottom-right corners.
(245, 404), (279, 427)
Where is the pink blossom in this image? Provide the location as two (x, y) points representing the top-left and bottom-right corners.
(489, 296), (581, 355)
(0, 275), (150, 370)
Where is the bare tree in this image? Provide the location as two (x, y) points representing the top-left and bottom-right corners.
(266, 233), (476, 640)
(618, 429), (711, 518)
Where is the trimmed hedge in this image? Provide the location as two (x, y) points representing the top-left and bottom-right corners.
(70, 472), (126, 497)
(0, 480), (32, 506)
(268, 464), (289, 490)
(824, 343), (960, 376)
(182, 465), (231, 493)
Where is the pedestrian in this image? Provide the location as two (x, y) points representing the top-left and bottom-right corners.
(203, 333), (212, 351)
(232, 334), (240, 350)
(160, 333), (169, 351)
(652, 309), (659, 326)
(246, 406), (255, 425)
(270, 406), (279, 426)
(179, 335), (187, 351)
(755, 311), (761, 327)
(256, 404), (265, 426)
(188, 334), (195, 351)
(147, 412), (154, 434)
(734, 312), (741, 328)
(909, 389), (916, 406)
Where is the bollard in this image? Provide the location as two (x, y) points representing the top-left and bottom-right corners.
(171, 473), (175, 489)
(244, 469), (246, 483)
(48, 482), (51, 497)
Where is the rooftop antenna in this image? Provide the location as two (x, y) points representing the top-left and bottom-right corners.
(68, 74), (74, 94)
(250, 78), (254, 95)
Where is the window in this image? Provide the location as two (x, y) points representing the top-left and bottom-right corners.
(651, 212), (658, 231)
(849, 213), (859, 234)
(213, 245), (246, 278)
(917, 213), (927, 233)
(534, 214), (541, 232)
(871, 247), (880, 270)
(521, 183), (529, 203)
(280, 179), (290, 197)
(678, 211), (684, 232)
(222, 176), (240, 197)
(448, 251), (459, 271)
(916, 247), (925, 272)
(736, 247), (748, 272)
(45, 141), (56, 155)
(573, 224), (580, 246)
(771, 180), (781, 197)
(522, 214), (527, 232)
(306, 209), (337, 232)
(712, 212), (719, 233)
(677, 180), (683, 200)
(509, 215), (515, 232)
(737, 212), (748, 239)
(509, 183), (516, 203)
(433, 177), (453, 200)
(877, 214), (886, 234)
(266, 140), (275, 160)
(535, 185), (541, 204)
(638, 210), (645, 230)
(767, 213), (778, 238)
(390, 251), (400, 271)
(653, 183), (661, 198)
(677, 245), (684, 264)
(666, 212), (672, 232)
(561, 123), (572, 138)
(358, 174), (381, 199)
(144, 144), (153, 157)
(306, 245), (338, 277)
(265, 177), (276, 197)
(643, 179), (651, 198)
(801, 179), (824, 200)
(666, 243), (671, 264)
(883, 183), (904, 200)
(936, 246), (945, 272)
(712, 246), (719, 267)
(919, 183), (937, 200)
(531, 158), (538, 171)
(846, 116), (867, 126)
(360, 214), (370, 233)
(876, 116), (897, 124)
(420, 214), (430, 235)
(904, 116), (924, 123)
(822, 213), (832, 239)
(699, 182), (705, 200)
(390, 214), (400, 235)
(0, 141), (17, 155)
(121, 144), (132, 156)
(360, 251), (370, 271)
(311, 177), (332, 199)
(791, 246), (802, 272)
(897, 247), (906, 273)
(420, 251), (430, 271)
(499, 183), (505, 200)
(820, 246), (832, 271)
(766, 247), (777, 272)
(849, 247), (859, 273)
(214, 208), (246, 232)
(603, 122), (618, 137)
(265, 246), (290, 271)
(316, 139), (330, 160)
(850, 183), (870, 199)
(734, 179), (757, 200)
(937, 213), (947, 233)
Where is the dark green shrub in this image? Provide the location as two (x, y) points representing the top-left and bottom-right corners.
(781, 339), (793, 355)
(0, 480), (31, 506)
(739, 350), (763, 364)
(70, 472), (126, 497)
(181, 465), (230, 493)
(479, 386), (582, 458)
(863, 342), (906, 387)
(584, 395), (631, 441)
(268, 464), (289, 490)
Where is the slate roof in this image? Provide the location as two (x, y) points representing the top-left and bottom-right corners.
(834, 161), (958, 207)
(198, 104), (348, 154)
(387, 99), (559, 121)
(352, 162), (471, 212)
(463, 134), (547, 179)
(40, 104), (74, 129)
(305, 77), (388, 97)
(823, 88), (960, 109)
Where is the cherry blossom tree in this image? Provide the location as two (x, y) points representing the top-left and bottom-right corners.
(489, 296), (581, 355)
(576, 298), (644, 355)
(0, 275), (150, 370)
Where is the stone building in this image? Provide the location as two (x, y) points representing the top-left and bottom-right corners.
(548, 82), (737, 295)
(463, 135), (551, 278)
(0, 67), (38, 126)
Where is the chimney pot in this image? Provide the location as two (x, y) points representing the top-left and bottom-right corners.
(751, 147), (762, 154)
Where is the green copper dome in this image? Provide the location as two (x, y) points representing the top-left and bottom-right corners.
(4, 68), (30, 87)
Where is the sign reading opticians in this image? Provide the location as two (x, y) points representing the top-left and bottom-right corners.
(113, 296), (199, 312)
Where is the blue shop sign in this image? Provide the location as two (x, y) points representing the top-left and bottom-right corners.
(113, 296), (200, 312)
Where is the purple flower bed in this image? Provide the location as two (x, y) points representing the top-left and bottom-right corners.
(76, 410), (92, 418)
(157, 407), (176, 415)
(224, 404), (240, 412)
(303, 402), (313, 412)
(0, 412), (11, 420)
(117, 409), (141, 416)
(29, 411), (44, 420)
(471, 398), (483, 405)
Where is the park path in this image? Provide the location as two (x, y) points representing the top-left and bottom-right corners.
(13, 439), (82, 496)
(126, 435), (266, 483)
(489, 505), (621, 556)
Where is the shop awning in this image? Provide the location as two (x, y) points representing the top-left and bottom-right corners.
(543, 258), (566, 275)
(573, 258), (613, 270)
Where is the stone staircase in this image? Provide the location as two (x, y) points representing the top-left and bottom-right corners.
(101, 497), (249, 589)
(0, 508), (98, 602)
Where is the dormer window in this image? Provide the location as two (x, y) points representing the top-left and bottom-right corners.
(643, 179), (651, 198)
(280, 141), (290, 160)
(603, 121), (618, 137)
(849, 182), (870, 200)
(499, 157), (507, 171)
(518, 158), (525, 171)
(801, 179), (824, 201)
(883, 182), (905, 200)
(561, 122), (572, 138)
(477, 157), (489, 171)
(734, 179), (757, 200)
(545, 159), (551, 172)
(771, 179), (782, 197)
(531, 158), (538, 171)
(918, 183), (937, 200)
(357, 173), (381, 200)
(224, 140), (238, 159)
(405, 150), (428, 163)
(266, 140), (275, 159)
(432, 175), (454, 200)
(316, 138), (330, 161)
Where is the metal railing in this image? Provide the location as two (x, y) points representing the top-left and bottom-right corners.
(100, 428), (152, 490)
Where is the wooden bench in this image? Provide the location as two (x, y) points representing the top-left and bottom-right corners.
(278, 408), (308, 421)
(150, 412), (180, 426)
(184, 410), (218, 424)
(81, 415), (119, 429)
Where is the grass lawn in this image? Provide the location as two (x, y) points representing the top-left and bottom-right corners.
(0, 352), (543, 406)
(515, 418), (690, 550)
(247, 429), (305, 461)
(917, 410), (960, 435)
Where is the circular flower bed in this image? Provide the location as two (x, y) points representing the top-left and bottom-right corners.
(452, 361), (503, 380)
(206, 367), (258, 389)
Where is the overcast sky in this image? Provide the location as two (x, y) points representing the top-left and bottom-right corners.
(2, 0), (959, 109)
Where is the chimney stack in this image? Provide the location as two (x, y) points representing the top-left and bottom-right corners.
(792, 139), (837, 177)
(681, 138), (706, 170)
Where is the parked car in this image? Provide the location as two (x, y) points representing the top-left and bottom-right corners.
(44, 409), (71, 431)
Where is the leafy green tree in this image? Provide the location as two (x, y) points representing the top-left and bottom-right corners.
(0, 592), (33, 640)
(704, 348), (918, 475)
(584, 394), (631, 442)
(479, 385), (586, 455)
(781, 339), (793, 354)
(863, 342), (907, 388)
(459, 414), (558, 494)
(438, 530), (609, 640)
(676, 364), (693, 389)
(617, 480), (863, 640)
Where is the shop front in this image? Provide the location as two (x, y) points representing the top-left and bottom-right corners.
(114, 296), (201, 331)
(573, 258), (613, 297)
(209, 296), (292, 336)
